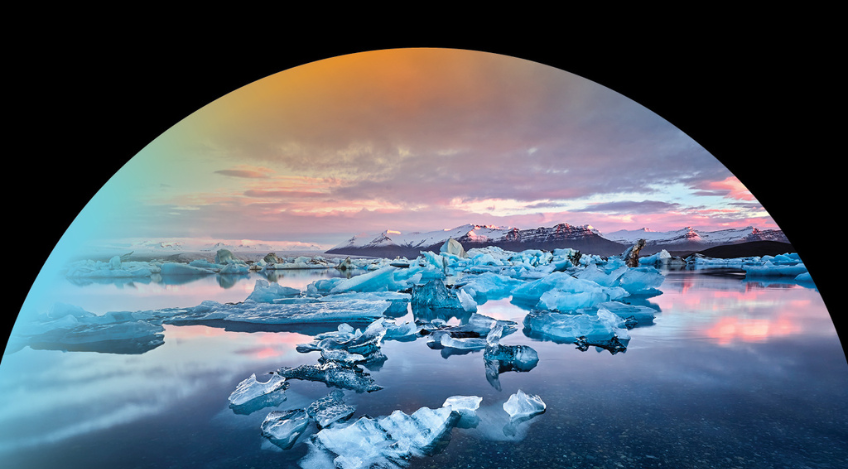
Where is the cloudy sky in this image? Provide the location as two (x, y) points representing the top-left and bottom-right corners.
(78, 48), (775, 250)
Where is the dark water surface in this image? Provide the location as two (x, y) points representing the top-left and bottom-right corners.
(1, 269), (846, 468)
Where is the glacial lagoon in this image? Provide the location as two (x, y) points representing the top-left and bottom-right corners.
(1, 258), (846, 468)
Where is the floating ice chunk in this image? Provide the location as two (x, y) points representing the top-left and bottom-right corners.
(261, 409), (310, 449)
(538, 288), (625, 312)
(457, 289), (477, 312)
(429, 330), (487, 350)
(483, 324), (539, 390)
(515, 272), (628, 311)
(440, 238), (468, 258)
(380, 319), (422, 340)
(228, 373), (288, 407)
(329, 266), (409, 294)
(159, 262), (216, 276)
(594, 301), (657, 326)
(214, 249), (245, 265)
(306, 390), (356, 428)
(19, 303), (167, 347)
(411, 278), (464, 310)
(65, 258), (159, 278)
(503, 390), (546, 420)
(275, 362), (382, 393)
(443, 395), (482, 415)
(307, 405), (459, 469)
(306, 278), (345, 295)
(464, 313), (517, 336)
(484, 340), (538, 370)
(317, 292), (410, 317)
(574, 265), (627, 287)
(795, 272), (814, 283)
(246, 279), (302, 303)
(164, 299), (390, 325)
(314, 319), (386, 363)
(523, 309), (630, 346)
(618, 266), (665, 295)
(188, 259), (226, 271)
(744, 261), (808, 277)
(457, 272), (524, 301)
(220, 262), (250, 275)
(47, 303), (96, 320)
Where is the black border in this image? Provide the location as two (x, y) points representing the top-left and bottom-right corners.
(7, 38), (842, 359)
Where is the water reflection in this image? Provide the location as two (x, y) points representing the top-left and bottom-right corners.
(1, 268), (845, 469)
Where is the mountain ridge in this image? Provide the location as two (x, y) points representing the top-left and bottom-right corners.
(327, 223), (790, 258)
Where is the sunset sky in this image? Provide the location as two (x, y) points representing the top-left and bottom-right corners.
(71, 48), (776, 251)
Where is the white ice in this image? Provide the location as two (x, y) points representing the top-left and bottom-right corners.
(502, 390), (546, 420)
(523, 308), (630, 343)
(261, 409), (310, 449)
(305, 404), (460, 469)
(246, 279), (302, 303)
(228, 373), (287, 406)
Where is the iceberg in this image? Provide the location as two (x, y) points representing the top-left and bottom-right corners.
(795, 272), (815, 283)
(228, 373), (288, 407)
(159, 262), (216, 276)
(512, 272), (610, 305)
(617, 266), (665, 295)
(215, 249), (245, 265)
(573, 264), (627, 287)
(411, 278), (465, 311)
(744, 261), (808, 277)
(303, 404), (461, 469)
(316, 292), (410, 317)
(163, 299), (391, 325)
(246, 279), (302, 303)
(275, 362), (382, 393)
(428, 330), (487, 350)
(17, 304), (167, 352)
(442, 395), (482, 415)
(64, 258), (159, 278)
(503, 390), (546, 420)
(188, 259), (226, 271)
(440, 237), (468, 258)
(457, 272), (524, 302)
(261, 409), (311, 449)
(306, 390), (356, 428)
(219, 262), (250, 275)
(483, 323), (539, 390)
(593, 301), (657, 326)
(523, 309), (630, 350)
(329, 266), (409, 293)
(513, 272), (628, 311)
(456, 289), (478, 312)
(311, 318), (388, 364)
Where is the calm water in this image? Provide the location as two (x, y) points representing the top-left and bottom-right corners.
(1, 268), (846, 469)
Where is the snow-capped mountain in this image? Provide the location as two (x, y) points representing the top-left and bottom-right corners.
(603, 226), (789, 250)
(327, 223), (625, 257)
(328, 224), (790, 258)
